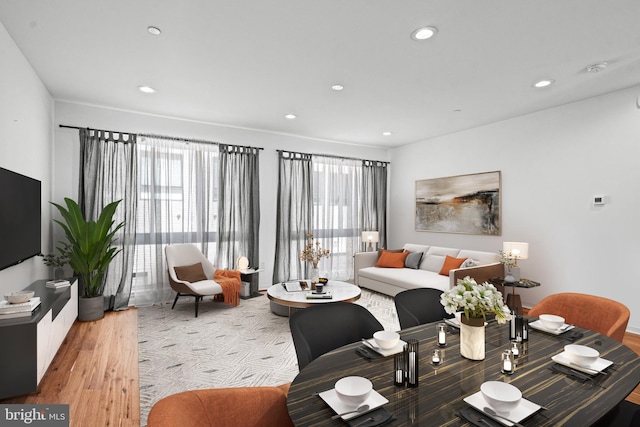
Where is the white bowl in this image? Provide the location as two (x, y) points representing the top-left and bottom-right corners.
(480, 381), (522, 414)
(539, 314), (565, 330)
(373, 330), (400, 350)
(4, 291), (35, 304)
(334, 376), (372, 406)
(564, 344), (599, 367)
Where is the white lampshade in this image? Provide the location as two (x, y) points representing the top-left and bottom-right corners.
(361, 231), (379, 243)
(502, 242), (529, 260)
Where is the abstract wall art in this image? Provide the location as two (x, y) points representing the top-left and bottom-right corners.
(415, 171), (501, 235)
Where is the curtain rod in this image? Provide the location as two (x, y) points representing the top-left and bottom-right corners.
(277, 149), (389, 165)
(59, 125), (263, 150)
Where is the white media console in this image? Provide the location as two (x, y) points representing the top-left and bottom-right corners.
(0, 278), (78, 399)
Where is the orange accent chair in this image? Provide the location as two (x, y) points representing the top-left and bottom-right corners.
(528, 293), (630, 342)
(147, 384), (294, 427)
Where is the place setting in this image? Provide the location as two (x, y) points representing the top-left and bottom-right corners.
(359, 330), (406, 359)
(550, 343), (613, 383)
(317, 376), (393, 426)
(461, 381), (543, 427)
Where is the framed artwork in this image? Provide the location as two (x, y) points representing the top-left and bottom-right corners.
(415, 171), (501, 235)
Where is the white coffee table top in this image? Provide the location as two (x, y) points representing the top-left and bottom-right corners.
(267, 280), (361, 308)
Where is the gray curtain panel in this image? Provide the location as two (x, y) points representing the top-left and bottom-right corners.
(273, 151), (312, 283)
(362, 160), (388, 250)
(217, 144), (260, 270)
(78, 128), (137, 311)
(133, 136), (219, 306)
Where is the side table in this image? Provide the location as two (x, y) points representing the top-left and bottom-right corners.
(489, 277), (540, 313)
(239, 269), (263, 299)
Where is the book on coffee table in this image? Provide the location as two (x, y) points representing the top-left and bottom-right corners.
(306, 291), (332, 300)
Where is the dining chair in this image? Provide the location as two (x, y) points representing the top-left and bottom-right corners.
(289, 302), (384, 370)
(164, 244), (224, 317)
(147, 383), (294, 427)
(394, 288), (452, 329)
(528, 292), (630, 342)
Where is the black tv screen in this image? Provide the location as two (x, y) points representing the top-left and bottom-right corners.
(0, 167), (41, 271)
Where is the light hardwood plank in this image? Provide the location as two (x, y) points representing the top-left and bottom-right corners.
(0, 309), (140, 427)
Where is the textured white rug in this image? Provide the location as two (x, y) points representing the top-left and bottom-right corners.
(137, 288), (399, 426)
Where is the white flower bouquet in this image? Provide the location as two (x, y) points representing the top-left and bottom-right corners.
(440, 276), (512, 324)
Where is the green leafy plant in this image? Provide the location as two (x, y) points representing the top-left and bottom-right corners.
(40, 242), (72, 268)
(51, 198), (124, 298)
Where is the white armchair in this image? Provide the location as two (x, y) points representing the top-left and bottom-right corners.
(165, 244), (223, 317)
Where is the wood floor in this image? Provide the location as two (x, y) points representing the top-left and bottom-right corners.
(1, 309), (640, 427)
(0, 309), (140, 427)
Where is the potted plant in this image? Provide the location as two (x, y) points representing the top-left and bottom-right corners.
(51, 197), (124, 321)
(40, 242), (72, 279)
(499, 249), (521, 283)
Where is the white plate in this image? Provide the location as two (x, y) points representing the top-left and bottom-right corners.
(551, 351), (613, 374)
(529, 320), (575, 335)
(319, 387), (389, 420)
(464, 391), (541, 426)
(364, 338), (406, 357)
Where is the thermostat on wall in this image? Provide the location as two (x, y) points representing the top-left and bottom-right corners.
(593, 195), (605, 205)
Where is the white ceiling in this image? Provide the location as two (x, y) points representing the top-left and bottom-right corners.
(1, 0), (640, 148)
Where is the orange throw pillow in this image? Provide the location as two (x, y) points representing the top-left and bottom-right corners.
(174, 263), (208, 282)
(438, 255), (468, 276)
(375, 250), (410, 268)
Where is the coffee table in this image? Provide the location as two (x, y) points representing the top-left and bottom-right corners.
(267, 280), (361, 316)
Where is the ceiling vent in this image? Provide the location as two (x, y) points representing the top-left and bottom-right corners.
(586, 62), (608, 73)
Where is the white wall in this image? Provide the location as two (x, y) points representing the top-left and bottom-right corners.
(0, 22), (54, 294)
(53, 101), (390, 289)
(389, 85), (640, 332)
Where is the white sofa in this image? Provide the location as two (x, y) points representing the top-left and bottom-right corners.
(354, 243), (503, 297)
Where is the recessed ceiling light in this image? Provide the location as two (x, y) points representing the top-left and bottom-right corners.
(284, 114), (297, 119)
(411, 26), (438, 41)
(331, 84), (344, 91)
(147, 26), (161, 35)
(382, 131), (392, 136)
(532, 79), (554, 88)
(138, 85), (156, 93)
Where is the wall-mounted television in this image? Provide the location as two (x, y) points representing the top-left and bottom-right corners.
(0, 167), (41, 271)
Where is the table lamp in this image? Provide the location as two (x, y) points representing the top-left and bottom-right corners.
(502, 242), (529, 283)
(362, 231), (379, 252)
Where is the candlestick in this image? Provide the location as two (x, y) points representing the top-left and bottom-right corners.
(394, 352), (405, 386)
(437, 323), (447, 347)
(511, 341), (520, 358)
(431, 349), (441, 365)
(501, 349), (514, 375)
(406, 339), (419, 387)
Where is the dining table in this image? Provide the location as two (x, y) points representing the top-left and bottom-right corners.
(286, 317), (640, 426)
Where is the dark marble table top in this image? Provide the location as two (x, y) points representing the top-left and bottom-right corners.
(286, 318), (640, 426)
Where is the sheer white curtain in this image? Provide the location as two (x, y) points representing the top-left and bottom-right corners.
(131, 136), (219, 306)
(312, 156), (362, 281)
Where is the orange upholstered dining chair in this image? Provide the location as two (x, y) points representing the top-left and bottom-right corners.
(527, 293), (630, 342)
(147, 383), (294, 427)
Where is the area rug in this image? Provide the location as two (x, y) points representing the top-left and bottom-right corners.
(137, 288), (399, 426)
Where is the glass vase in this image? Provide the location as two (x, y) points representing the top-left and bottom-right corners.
(309, 265), (320, 285)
